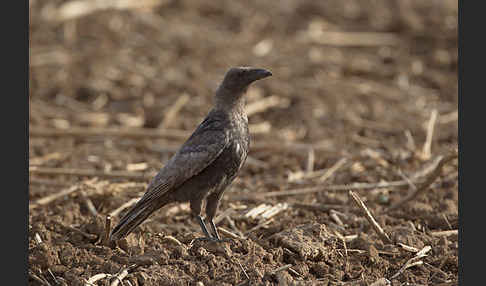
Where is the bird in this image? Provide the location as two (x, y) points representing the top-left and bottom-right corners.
(109, 67), (272, 242)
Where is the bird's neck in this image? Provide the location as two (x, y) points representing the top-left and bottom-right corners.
(214, 86), (247, 114)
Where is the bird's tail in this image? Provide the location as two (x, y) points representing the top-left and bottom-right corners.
(109, 198), (164, 241)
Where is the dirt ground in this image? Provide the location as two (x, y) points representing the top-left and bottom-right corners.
(29, 0), (458, 285)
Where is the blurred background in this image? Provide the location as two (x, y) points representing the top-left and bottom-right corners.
(29, 0), (458, 284)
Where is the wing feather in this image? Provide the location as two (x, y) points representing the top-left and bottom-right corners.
(135, 112), (229, 206)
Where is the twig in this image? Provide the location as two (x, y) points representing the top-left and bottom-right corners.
(308, 31), (401, 47)
(397, 243), (420, 253)
(429, 230), (458, 237)
(48, 0), (166, 22)
(47, 269), (59, 285)
(246, 96), (290, 116)
(404, 130), (416, 151)
(386, 152), (457, 212)
(288, 267), (301, 277)
(30, 126), (190, 140)
(330, 210), (344, 226)
(236, 259), (250, 280)
(241, 152), (455, 201)
(318, 158), (348, 182)
(109, 197), (142, 217)
(213, 208), (236, 225)
(396, 169), (417, 191)
(29, 270), (51, 286)
(238, 180), (411, 200)
(438, 110), (458, 124)
(104, 215), (112, 245)
(370, 278), (391, 286)
(110, 265), (134, 286)
(159, 93), (190, 129)
(349, 191), (392, 244)
(245, 156), (270, 169)
(290, 202), (348, 212)
(218, 227), (242, 240)
(249, 121), (272, 134)
(333, 230), (349, 274)
(225, 216), (246, 239)
(244, 218), (274, 235)
(272, 264), (292, 274)
(244, 204), (272, 219)
(29, 178), (70, 187)
(389, 246), (431, 280)
(29, 166), (152, 180)
(84, 274), (112, 286)
(80, 191), (99, 217)
(160, 235), (184, 247)
(30, 183), (82, 209)
(419, 109), (438, 160)
(286, 158), (347, 182)
(306, 147), (315, 172)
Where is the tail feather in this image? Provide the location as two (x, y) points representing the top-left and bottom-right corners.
(109, 200), (161, 241)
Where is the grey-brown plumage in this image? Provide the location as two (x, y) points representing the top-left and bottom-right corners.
(110, 67), (272, 242)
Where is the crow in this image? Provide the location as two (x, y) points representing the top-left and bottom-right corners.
(110, 67), (272, 242)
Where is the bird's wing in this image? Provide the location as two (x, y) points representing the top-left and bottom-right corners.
(135, 113), (229, 206)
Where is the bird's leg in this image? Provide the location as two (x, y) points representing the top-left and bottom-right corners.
(196, 215), (212, 238)
(204, 191), (233, 243)
(209, 219), (221, 240)
(208, 219), (232, 243)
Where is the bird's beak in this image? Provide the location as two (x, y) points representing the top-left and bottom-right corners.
(249, 68), (272, 81)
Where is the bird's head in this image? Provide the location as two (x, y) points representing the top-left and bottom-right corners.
(219, 66), (272, 93)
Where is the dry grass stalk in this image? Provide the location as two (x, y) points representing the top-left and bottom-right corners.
(330, 210), (344, 226)
(438, 110), (458, 124)
(397, 243), (420, 253)
(318, 158), (348, 182)
(419, 109), (439, 160)
(29, 178), (97, 209)
(246, 95), (290, 116)
(245, 156), (270, 169)
(79, 191), (99, 217)
(239, 151), (455, 200)
(109, 197), (141, 217)
(29, 166), (153, 180)
(348, 190), (392, 244)
(249, 121), (272, 134)
(244, 218), (275, 235)
(51, 0), (166, 22)
(369, 278), (391, 286)
(244, 180), (411, 200)
(389, 246), (431, 280)
(30, 126), (190, 140)
(287, 158), (347, 183)
(225, 216), (246, 239)
(104, 215), (112, 246)
(308, 31), (401, 47)
(290, 202), (348, 212)
(272, 264), (292, 274)
(213, 207), (235, 225)
(429, 230), (458, 237)
(110, 265), (136, 286)
(387, 152), (457, 212)
(85, 274), (112, 286)
(158, 93), (190, 129)
(404, 130), (416, 151)
(306, 147), (315, 172)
